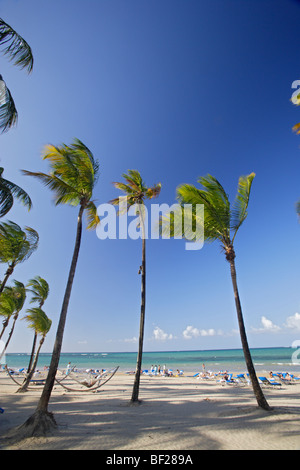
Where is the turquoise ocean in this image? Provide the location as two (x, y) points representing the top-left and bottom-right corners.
(4, 347), (300, 374)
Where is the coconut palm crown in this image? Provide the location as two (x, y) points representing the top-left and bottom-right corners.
(0, 221), (39, 294)
(22, 138), (100, 229)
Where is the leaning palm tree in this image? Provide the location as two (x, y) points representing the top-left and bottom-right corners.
(163, 173), (270, 411)
(17, 308), (52, 393)
(19, 138), (100, 435)
(25, 276), (49, 372)
(0, 221), (39, 294)
(110, 170), (161, 403)
(0, 18), (33, 132)
(0, 167), (32, 217)
(0, 280), (26, 362)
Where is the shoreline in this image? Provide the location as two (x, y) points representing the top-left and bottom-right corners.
(1, 370), (300, 450)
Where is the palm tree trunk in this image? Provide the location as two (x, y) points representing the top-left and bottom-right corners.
(0, 317), (9, 340)
(19, 205), (84, 434)
(229, 256), (271, 411)
(0, 263), (15, 295)
(27, 332), (37, 373)
(17, 335), (45, 393)
(131, 206), (146, 403)
(0, 312), (18, 362)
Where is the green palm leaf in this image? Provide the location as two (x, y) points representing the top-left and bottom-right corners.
(0, 221), (39, 265)
(0, 77), (18, 133)
(0, 167), (32, 216)
(0, 18), (33, 72)
(230, 173), (255, 241)
(22, 139), (100, 225)
(23, 307), (52, 335)
(27, 276), (49, 306)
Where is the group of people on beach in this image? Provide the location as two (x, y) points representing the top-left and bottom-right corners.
(148, 365), (183, 377)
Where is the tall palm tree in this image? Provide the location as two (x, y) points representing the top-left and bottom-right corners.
(0, 287), (15, 339)
(26, 277), (49, 372)
(18, 308), (52, 393)
(0, 18), (33, 132)
(166, 173), (270, 410)
(0, 221), (39, 294)
(0, 167), (32, 217)
(0, 280), (26, 362)
(20, 138), (100, 435)
(110, 170), (161, 403)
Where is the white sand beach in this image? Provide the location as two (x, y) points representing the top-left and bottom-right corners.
(0, 370), (300, 451)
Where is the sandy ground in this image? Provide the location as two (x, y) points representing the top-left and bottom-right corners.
(0, 371), (300, 451)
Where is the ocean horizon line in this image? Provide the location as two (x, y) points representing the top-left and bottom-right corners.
(6, 345), (293, 355)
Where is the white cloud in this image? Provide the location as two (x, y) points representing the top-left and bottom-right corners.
(183, 326), (200, 339)
(285, 312), (300, 331)
(124, 336), (138, 343)
(182, 325), (222, 339)
(152, 327), (173, 341)
(251, 316), (281, 333)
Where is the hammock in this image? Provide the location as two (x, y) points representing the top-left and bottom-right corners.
(54, 366), (119, 392)
(4, 364), (76, 389)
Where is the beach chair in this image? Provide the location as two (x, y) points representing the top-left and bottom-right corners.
(273, 373), (292, 385)
(290, 374), (300, 382)
(234, 373), (249, 385)
(258, 376), (281, 387)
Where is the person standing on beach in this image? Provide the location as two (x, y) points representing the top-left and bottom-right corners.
(66, 362), (71, 375)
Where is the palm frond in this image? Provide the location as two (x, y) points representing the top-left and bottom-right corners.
(26, 276), (49, 305)
(0, 221), (38, 265)
(146, 183), (162, 200)
(23, 307), (52, 335)
(10, 280), (26, 311)
(112, 170), (161, 213)
(0, 289), (16, 318)
(122, 170), (144, 191)
(292, 123), (300, 135)
(85, 201), (100, 230)
(0, 182), (13, 216)
(177, 182), (229, 244)
(0, 18), (33, 72)
(230, 173), (255, 240)
(0, 77), (18, 133)
(21, 170), (80, 206)
(0, 167), (32, 212)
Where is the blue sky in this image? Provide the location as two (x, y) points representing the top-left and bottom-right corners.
(1, 0), (300, 354)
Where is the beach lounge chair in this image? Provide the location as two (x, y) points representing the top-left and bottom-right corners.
(259, 376), (281, 387)
(290, 374), (300, 382)
(273, 373), (292, 385)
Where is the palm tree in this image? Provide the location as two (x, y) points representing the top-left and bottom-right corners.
(110, 170), (161, 403)
(20, 138), (100, 435)
(0, 221), (39, 294)
(167, 173), (270, 411)
(0, 167), (32, 217)
(17, 308), (52, 393)
(0, 280), (26, 362)
(0, 18), (33, 132)
(26, 277), (49, 372)
(0, 287), (15, 339)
